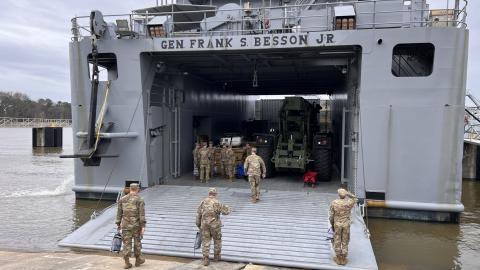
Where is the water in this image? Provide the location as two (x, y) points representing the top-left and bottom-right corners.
(370, 179), (480, 270)
(0, 128), (479, 269)
(0, 128), (110, 251)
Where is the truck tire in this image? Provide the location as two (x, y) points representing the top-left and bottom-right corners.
(256, 145), (274, 178)
(312, 149), (331, 181)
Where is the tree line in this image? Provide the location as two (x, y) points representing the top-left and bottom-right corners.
(0, 91), (71, 119)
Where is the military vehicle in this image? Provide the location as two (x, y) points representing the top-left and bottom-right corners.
(256, 97), (331, 180)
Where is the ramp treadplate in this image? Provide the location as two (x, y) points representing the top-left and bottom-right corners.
(59, 185), (377, 270)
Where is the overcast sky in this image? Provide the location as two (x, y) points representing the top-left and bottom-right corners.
(0, 0), (477, 102)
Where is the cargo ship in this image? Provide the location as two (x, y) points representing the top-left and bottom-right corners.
(60, 0), (469, 269)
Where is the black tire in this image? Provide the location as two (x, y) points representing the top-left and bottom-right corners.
(311, 149), (332, 181)
(256, 145), (275, 178)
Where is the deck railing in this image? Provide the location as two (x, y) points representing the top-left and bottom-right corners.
(0, 117), (72, 128)
(71, 0), (468, 40)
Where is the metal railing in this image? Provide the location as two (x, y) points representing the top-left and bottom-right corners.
(465, 92), (480, 140)
(71, 0), (468, 40)
(0, 117), (72, 128)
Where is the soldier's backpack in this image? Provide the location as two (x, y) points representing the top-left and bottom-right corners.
(111, 231), (122, 253)
(326, 227), (334, 243)
(194, 231), (202, 249)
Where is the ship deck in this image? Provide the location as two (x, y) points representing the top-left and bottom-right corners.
(59, 185), (377, 270)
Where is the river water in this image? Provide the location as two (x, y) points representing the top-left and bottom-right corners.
(0, 128), (478, 269)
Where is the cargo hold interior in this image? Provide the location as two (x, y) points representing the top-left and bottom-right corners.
(141, 46), (361, 186)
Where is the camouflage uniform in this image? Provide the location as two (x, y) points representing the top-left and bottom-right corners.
(220, 145), (228, 178)
(242, 145), (252, 161)
(208, 142), (215, 178)
(244, 153), (266, 202)
(193, 144), (200, 177)
(226, 146), (236, 181)
(115, 189), (146, 260)
(198, 145), (210, 182)
(329, 189), (356, 265)
(196, 188), (230, 265)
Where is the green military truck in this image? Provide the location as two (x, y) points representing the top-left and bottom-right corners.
(256, 97), (332, 181)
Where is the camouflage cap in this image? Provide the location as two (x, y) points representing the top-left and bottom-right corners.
(208, 187), (217, 195)
(130, 183), (140, 190)
(337, 188), (347, 197)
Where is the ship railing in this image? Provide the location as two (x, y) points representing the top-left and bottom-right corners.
(0, 117), (72, 128)
(71, 0), (468, 40)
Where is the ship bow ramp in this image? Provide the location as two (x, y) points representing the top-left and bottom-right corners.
(60, 185), (377, 270)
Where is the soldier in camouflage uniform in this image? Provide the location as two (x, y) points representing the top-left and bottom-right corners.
(193, 143), (200, 179)
(196, 188), (231, 266)
(242, 143), (252, 162)
(208, 141), (215, 178)
(226, 145), (236, 182)
(329, 188), (357, 265)
(219, 145), (228, 178)
(244, 147), (266, 203)
(198, 143), (211, 183)
(115, 183), (146, 269)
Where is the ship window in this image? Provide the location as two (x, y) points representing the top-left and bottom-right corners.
(391, 43), (434, 77)
(87, 53), (118, 81)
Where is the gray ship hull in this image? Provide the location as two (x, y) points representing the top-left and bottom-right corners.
(69, 26), (468, 221)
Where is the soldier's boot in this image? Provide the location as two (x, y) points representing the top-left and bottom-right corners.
(123, 256), (133, 269)
(135, 256), (145, 267)
(213, 253), (221, 262)
(341, 255), (348, 265)
(251, 197), (257, 203)
(333, 255), (341, 265)
(203, 256), (210, 266)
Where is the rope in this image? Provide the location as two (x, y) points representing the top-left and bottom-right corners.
(89, 80), (111, 158)
(91, 88), (144, 218)
(358, 105), (370, 239)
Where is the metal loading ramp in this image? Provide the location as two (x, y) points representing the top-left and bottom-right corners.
(60, 185), (377, 270)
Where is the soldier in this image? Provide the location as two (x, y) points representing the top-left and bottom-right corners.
(220, 144), (228, 178)
(329, 188), (357, 265)
(198, 143), (210, 183)
(196, 188), (231, 266)
(193, 143), (200, 179)
(208, 141), (215, 178)
(242, 143), (252, 161)
(115, 183), (146, 269)
(226, 144), (236, 182)
(244, 147), (266, 203)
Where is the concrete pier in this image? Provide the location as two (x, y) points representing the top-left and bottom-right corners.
(32, 127), (63, 147)
(463, 140), (480, 180)
(0, 250), (267, 270)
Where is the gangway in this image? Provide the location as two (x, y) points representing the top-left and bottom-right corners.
(60, 185), (377, 270)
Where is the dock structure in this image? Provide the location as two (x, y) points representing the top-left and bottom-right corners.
(0, 117), (71, 128)
(60, 185), (377, 270)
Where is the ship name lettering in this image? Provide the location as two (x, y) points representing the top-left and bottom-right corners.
(272, 36), (279, 46)
(316, 34), (334, 44)
(207, 39), (214, 48)
(224, 38), (233, 47)
(240, 37), (247, 47)
(188, 38), (234, 49)
(161, 39), (185, 49)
